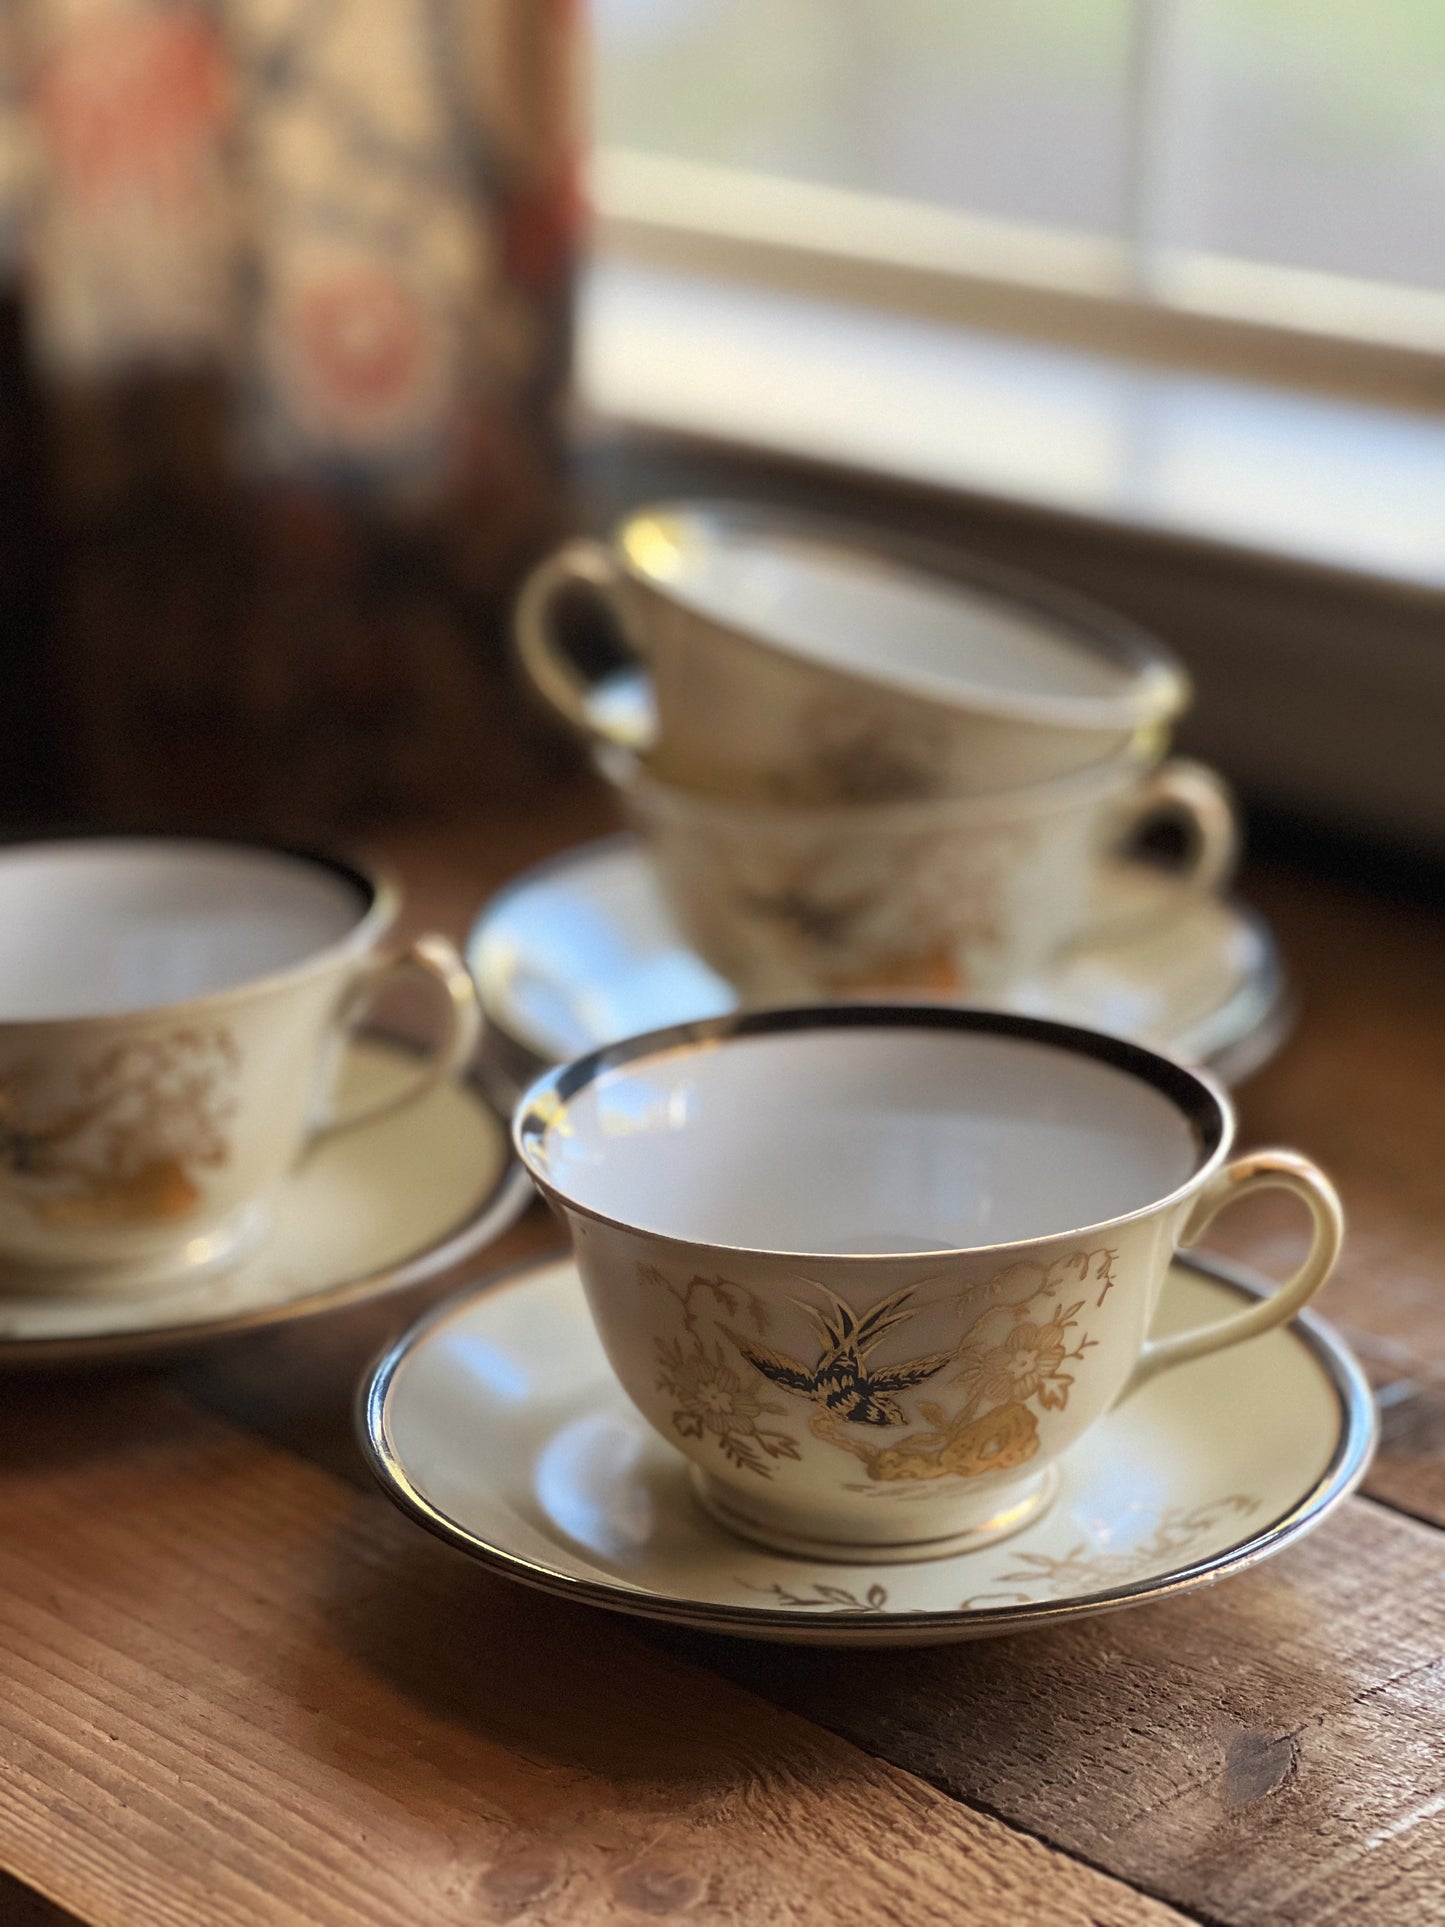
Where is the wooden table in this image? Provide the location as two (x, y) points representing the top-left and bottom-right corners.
(2, 778), (1443, 1927)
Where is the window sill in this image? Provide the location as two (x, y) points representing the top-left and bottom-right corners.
(580, 257), (1445, 596)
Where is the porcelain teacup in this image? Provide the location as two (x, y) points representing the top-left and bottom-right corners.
(515, 1006), (1342, 1563)
(602, 741), (1238, 1000)
(516, 503), (1190, 801)
(0, 836), (480, 1285)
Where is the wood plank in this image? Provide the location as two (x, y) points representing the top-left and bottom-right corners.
(163, 811), (1445, 1927)
(180, 1227), (1445, 1927)
(1206, 861), (1445, 1528)
(692, 1497), (1445, 1927)
(0, 1374), (1182, 1927)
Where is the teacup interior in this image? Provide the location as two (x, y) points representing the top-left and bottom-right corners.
(528, 1021), (1218, 1253)
(627, 511), (1145, 714)
(0, 840), (371, 1019)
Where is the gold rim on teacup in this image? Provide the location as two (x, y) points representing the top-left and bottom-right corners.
(514, 1005), (1342, 1564)
(516, 502), (1191, 802)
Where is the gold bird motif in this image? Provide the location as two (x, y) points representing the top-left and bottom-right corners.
(725, 1282), (954, 1427)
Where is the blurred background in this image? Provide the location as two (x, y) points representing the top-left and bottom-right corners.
(0, 0), (1441, 855)
(597, 0), (1445, 287)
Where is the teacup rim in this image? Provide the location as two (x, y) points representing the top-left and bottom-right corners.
(514, 1003), (1236, 1263)
(595, 731), (1162, 828)
(613, 500), (1192, 732)
(0, 830), (397, 1028)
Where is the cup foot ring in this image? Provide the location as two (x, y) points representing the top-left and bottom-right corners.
(690, 1462), (1061, 1565)
(0, 1198), (271, 1297)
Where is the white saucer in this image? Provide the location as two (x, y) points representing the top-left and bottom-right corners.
(467, 837), (1292, 1103)
(361, 1252), (1373, 1648)
(0, 1038), (531, 1367)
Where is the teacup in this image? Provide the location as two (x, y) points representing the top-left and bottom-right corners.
(0, 836), (480, 1283)
(515, 1006), (1342, 1562)
(516, 503), (1190, 801)
(602, 742), (1238, 1001)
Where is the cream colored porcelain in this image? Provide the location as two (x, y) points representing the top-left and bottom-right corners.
(605, 742), (1238, 1003)
(0, 837), (480, 1283)
(361, 1250), (1373, 1646)
(515, 1008), (1342, 1563)
(466, 837), (1290, 1100)
(516, 503), (1189, 800)
(0, 1036), (530, 1365)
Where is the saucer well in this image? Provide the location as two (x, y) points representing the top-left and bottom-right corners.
(467, 837), (1291, 1106)
(0, 1037), (532, 1367)
(360, 1251), (1373, 1648)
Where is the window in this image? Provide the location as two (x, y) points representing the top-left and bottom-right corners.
(585, 4), (1445, 851)
(592, 1), (1445, 365)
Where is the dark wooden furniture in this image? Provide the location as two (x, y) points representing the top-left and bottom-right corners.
(1, 776), (1441, 1926)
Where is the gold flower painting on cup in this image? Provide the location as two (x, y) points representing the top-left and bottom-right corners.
(648, 1246), (1118, 1489)
(0, 1025), (239, 1227)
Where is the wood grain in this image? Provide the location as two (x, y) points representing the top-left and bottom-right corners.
(0, 1374), (1183, 1927)
(184, 1257), (1445, 1927)
(692, 1497), (1445, 1927)
(1206, 861), (1445, 1529)
(7, 793), (1439, 1927)
(165, 815), (1445, 1927)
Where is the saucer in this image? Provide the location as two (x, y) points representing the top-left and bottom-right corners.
(360, 1251), (1373, 1647)
(467, 837), (1291, 1104)
(0, 1038), (532, 1367)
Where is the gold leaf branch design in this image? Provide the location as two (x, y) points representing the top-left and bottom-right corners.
(956, 1495), (1260, 1608)
(740, 1579), (890, 1613)
(643, 1264), (770, 1338)
(730, 1495), (1262, 1616)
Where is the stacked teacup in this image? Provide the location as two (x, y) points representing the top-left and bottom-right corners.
(517, 502), (1237, 1003)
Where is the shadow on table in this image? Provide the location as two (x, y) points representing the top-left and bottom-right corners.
(312, 1511), (829, 1799)
(0, 1363), (197, 1472)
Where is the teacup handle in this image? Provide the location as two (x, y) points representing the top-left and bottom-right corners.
(307, 934), (482, 1150)
(515, 538), (653, 748)
(1104, 757), (1240, 911)
(1124, 1149), (1343, 1395)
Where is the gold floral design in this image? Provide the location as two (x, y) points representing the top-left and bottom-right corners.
(772, 695), (954, 805)
(951, 1299), (1096, 1415)
(710, 1250), (1115, 1489)
(0, 1027), (240, 1226)
(951, 1314), (1076, 1411)
(728, 826), (1026, 997)
(648, 1266), (799, 1477)
(653, 1334), (801, 1478)
(956, 1495), (1261, 1609)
